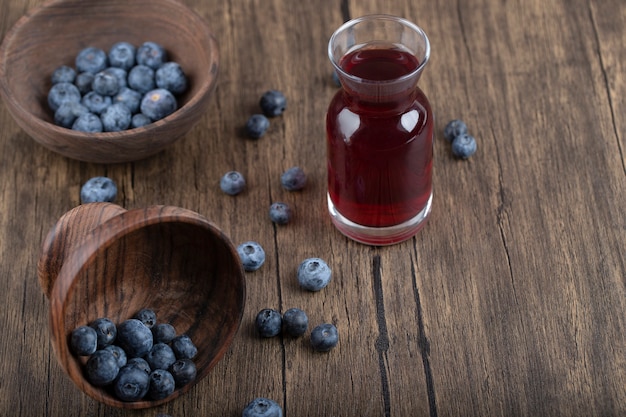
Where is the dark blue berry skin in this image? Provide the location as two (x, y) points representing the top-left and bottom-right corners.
(310, 323), (339, 352)
(297, 258), (332, 291)
(155, 62), (188, 95)
(451, 133), (477, 159)
(136, 42), (168, 70)
(103, 67), (128, 90)
(148, 369), (176, 400)
(51, 65), (76, 84)
(92, 71), (120, 96)
(220, 171), (246, 195)
(74, 72), (95, 94)
(128, 65), (156, 94)
(75, 47), (108, 74)
(48, 82), (81, 112)
(133, 308), (157, 329)
(140, 88), (177, 121)
(72, 112), (103, 132)
(80, 176), (117, 203)
(269, 202), (292, 225)
(104, 345), (127, 368)
(85, 349), (120, 386)
(54, 101), (89, 128)
(81, 91), (112, 115)
(116, 319), (154, 358)
(245, 114), (270, 139)
(113, 87), (142, 114)
(145, 343), (177, 371)
(443, 119), (468, 142)
(259, 90), (287, 117)
(126, 357), (151, 375)
(114, 364), (150, 401)
(101, 103), (132, 132)
(152, 323), (176, 344)
(170, 335), (198, 360)
(89, 317), (117, 349)
(255, 309), (282, 338)
(243, 397), (283, 417)
(108, 41), (136, 70)
(282, 308), (308, 337)
(280, 166), (307, 191)
(70, 325), (98, 356)
(237, 241), (266, 272)
(168, 359), (196, 387)
(131, 113), (152, 129)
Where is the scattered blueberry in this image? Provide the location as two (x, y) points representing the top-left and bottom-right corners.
(85, 349), (120, 386)
(75, 46), (108, 74)
(101, 103), (132, 132)
(48, 82), (81, 112)
(243, 397), (283, 417)
(92, 70), (120, 96)
(237, 241), (266, 272)
(168, 359), (196, 387)
(131, 113), (152, 129)
(451, 133), (477, 159)
(255, 308), (282, 338)
(133, 308), (157, 329)
(89, 317), (117, 349)
(136, 41), (168, 70)
(51, 65), (76, 84)
(80, 176), (117, 203)
(297, 258), (332, 291)
(81, 91), (112, 114)
(220, 171), (246, 195)
(127, 64), (156, 94)
(54, 101), (88, 128)
(140, 88), (177, 121)
(282, 308), (308, 337)
(259, 90), (287, 117)
(108, 41), (136, 70)
(443, 119), (468, 142)
(145, 342), (177, 371)
(116, 319), (154, 358)
(310, 323), (339, 352)
(74, 72), (95, 94)
(269, 202), (292, 225)
(70, 325), (98, 356)
(114, 363), (150, 401)
(280, 166), (307, 191)
(113, 87), (142, 114)
(170, 335), (198, 360)
(152, 323), (176, 344)
(156, 62), (188, 95)
(148, 369), (176, 400)
(245, 114), (270, 139)
(104, 345), (128, 368)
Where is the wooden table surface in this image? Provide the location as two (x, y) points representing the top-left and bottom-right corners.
(1, 0), (624, 416)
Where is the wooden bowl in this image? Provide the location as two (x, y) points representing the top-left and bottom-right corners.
(37, 203), (245, 409)
(0, 0), (219, 163)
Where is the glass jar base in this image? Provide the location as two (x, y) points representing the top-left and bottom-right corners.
(327, 193), (432, 246)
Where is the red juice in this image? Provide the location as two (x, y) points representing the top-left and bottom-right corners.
(326, 44), (433, 232)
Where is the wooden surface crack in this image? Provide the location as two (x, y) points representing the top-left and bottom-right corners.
(372, 254), (391, 417)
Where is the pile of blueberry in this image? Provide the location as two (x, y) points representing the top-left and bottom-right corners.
(69, 308), (198, 402)
(444, 119), (477, 159)
(47, 41), (188, 132)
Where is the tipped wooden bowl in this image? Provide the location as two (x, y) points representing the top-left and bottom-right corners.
(37, 203), (245, 409)
(0, 0), (219, 163)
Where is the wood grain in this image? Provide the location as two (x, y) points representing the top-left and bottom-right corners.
(0, 0), (623, 416)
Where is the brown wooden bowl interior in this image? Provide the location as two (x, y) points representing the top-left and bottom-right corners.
(45, 205), (245, 409)
(0, 0), (219, 163)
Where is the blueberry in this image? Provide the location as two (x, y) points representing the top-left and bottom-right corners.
(148, 369), (176, 400)
(104, 345), (127, 368)
(145, 343), (177, 371)
(81, 91), (112, 115)
(72, 112), (103, 132)
(297, 258), (331, 291)
(451, 133), (477, 159)
(51, 65), (76, 84)
(85, 349), (120, 386)
(136, 41), (168, 70)
(80, 176), (117, 203)
(54, 101), (89, 128)
(92, 70), (120, 96)
(126, 357), (152, 375)
(280, 166), (307, 191)
(168, 358), (196, 387)
(220, 171), (246, 196)
(75, 46), (108, 74)
(310, 323), (339, 352)
(443, 119), (468, 142)
(108, 41), (137, 70)
(74, 72), (95, 94)
(282, 308), (308, 337)
(113, 87), (142, 114)
(70, 325), (98, 356)
(48, 82), (81, 112)
(140, 88), (177, 121)
(152, 323), (176, 344)
(116, 319), (153, 358)
(133, 308), (157, 328)
(114, 363), (150, 401)
(170, 335), (198, 360)
(245, 114), (270, 139)
(269, 202), (292, 225)
(102, 66), (128, 90)
(101, 103), (132, 132)
(237, 241), (266, 272)
(242, 397), (283, 417)
(255, 308), (282, 338)
(155, 62), (188, 95)
(131, 113), (152, 129)
(128, 64), (156, 94)
(259, 90), (287, 117)
(89, 317), (117, 349)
